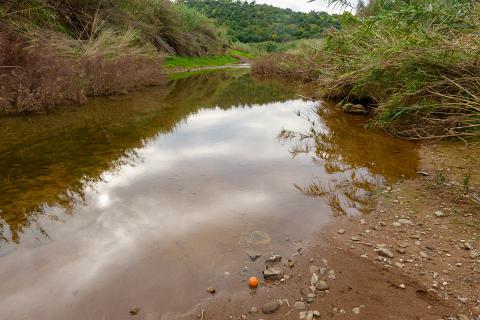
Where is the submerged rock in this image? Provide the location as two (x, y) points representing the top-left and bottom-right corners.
(262, 300), (280, 314)
(342, 103), (369, 115)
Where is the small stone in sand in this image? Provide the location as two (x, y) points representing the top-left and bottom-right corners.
(206, 286), (216, 294)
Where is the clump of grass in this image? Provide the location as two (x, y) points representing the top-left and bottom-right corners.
(253, 0), (480, 140)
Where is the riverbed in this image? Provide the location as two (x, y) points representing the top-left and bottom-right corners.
(0, 69), (419, 319)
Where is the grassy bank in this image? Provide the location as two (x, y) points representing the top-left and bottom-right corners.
(0, 0), (228, 113)
(252, 0), (480, 140)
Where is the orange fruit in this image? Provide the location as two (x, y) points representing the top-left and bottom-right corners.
(248, 277), (259, 288)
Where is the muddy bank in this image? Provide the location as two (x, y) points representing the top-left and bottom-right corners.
(177, 143), (479, 320)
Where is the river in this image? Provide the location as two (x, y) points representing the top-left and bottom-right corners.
(0, 69), (419, 319)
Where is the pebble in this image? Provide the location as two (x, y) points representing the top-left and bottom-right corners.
(206, 286), (216, 294)
(398, 218), (413, 225)
(419, 251), (429, 259)
(241, 315), (247, 320)
(396, 248), (406, 254)
(293, 301), (306, 310)
(129, 308), (140, 316)
(352, 307), (361, 315)
(337, 229), (345, 234)
(458, 297), (469, 304)
(434, 211), (446, 217)
(469, 250), (480, 259)
(327, 269), (336, 280)
(392, 222), (401, 227)
(301, 287), (311, 295)
(313, 311), (320, 317)
(316, 280), (329, 291)
(263, 268), (283, 280)
(376, 247), (394, 258)
(249, 306), (258, 314)
(262, 300), (280, 314)
(464, 242), (474, 250)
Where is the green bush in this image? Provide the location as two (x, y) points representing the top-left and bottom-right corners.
(253, 0), (480, 139)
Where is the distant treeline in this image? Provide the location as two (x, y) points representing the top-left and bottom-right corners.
(179, 0), (341, 42)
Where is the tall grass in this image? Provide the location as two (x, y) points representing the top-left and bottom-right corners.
(253, 0), (480, 140)
(0, 0), (228, 112)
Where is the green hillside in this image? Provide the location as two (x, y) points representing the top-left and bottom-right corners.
(179, 0), (340, 42)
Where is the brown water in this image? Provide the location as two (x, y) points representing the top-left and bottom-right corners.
(0, 70), (419, 319)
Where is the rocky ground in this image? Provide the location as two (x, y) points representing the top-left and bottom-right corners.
(171, 143), (479, 320)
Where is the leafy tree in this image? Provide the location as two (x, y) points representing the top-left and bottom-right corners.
(178, 0), (340, 42)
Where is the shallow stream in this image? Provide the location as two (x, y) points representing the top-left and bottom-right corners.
(0, 69), (419, 319)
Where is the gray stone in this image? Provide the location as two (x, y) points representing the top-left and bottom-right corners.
(434, 211), (446, 217)
(305, 311), (314, 320)
(398, 218), (413, 225)
(316, 280), (329, 291)
(263, 268), (283, 280)
(327, 269), (336, 280)
(458, 297), (469, 304)
(470, 250), (480, 259)
(419, 251), (429, 259)
(293, 301), (306, 310)
(342, 103), (368, 115)
(464, 242), (474, 250)
(376, 248), (394, 258)
(262, 300), (280, 314)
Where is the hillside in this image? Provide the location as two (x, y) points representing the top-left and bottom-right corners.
(179, 0), (340, 42)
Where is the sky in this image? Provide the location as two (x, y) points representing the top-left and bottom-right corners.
(254, 0), (351, 14)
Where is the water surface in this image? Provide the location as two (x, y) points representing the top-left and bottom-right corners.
(0, 70), (419, 319)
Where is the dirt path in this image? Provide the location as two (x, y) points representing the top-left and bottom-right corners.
(172, 143), (479, 320)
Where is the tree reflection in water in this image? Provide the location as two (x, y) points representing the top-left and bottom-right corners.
(278, 103), (419, 217)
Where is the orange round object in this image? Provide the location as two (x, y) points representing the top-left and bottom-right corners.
(248, 277), (259, 288)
